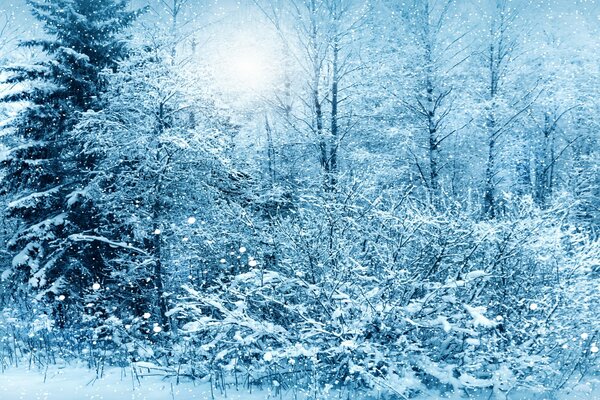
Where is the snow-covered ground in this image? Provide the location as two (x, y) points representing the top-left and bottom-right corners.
(0, 364), (598, 400)
(0, 364), (273, 400)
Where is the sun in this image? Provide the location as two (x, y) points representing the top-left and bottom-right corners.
(229, 49), (271, 91)
(202, 28), (281, 98)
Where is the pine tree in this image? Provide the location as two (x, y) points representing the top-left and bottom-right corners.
(0, 0), (142, 328)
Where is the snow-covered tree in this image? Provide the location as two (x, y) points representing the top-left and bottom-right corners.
(382, 0), (472, 205)
(0, 0), (142, 327)
(70, 40), (243, 338)
(468, 0), (541, 219)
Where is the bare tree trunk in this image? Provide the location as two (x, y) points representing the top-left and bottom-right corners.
(484, 125), (497, 219)
(483, 23), (500, 219)
(152, 206), (169, 330)
(308, 0), (328, 182)
(329, 36), (339, 191)
(151, 101), (170, 331)
(424, 47), (440, 204)
(265, 115), (276, 184)
(161, 0), (189, 64)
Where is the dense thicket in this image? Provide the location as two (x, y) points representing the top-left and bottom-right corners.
(0, 0), (598, 399)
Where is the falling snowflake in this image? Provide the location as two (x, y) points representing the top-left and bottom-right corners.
(92, 283), (101, 290)
(154, 229), (161, 235)
(239, 247), (247, 253)
(248, 259), (257, 267)
(529, 303), (538, 311)
(143, 312), (151, 319)
(187, 217), (196, 224)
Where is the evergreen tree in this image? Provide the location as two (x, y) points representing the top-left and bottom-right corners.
(0, 0), (142, 328)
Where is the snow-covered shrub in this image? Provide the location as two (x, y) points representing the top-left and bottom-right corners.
(174, 186), (599, 398)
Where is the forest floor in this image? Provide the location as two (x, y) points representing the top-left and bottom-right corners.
(0, 363), (598, 400)
(0, 363), (268, 400)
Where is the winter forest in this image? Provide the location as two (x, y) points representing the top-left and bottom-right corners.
(0, 0), (598, 399)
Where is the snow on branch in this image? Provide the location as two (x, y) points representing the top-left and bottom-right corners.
(68, 234), (149, 255)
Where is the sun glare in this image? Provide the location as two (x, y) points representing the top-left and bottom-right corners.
(229, 50), (271, 90)
(205, 29), (280, 98)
